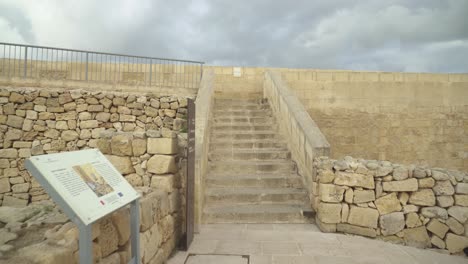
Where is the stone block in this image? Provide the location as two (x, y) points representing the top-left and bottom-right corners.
(436, 195), (454, 208)
(446, 217), (464, 235)
(111, 208), (130, 246)
(61, 131), (79, 141)
(98, 218), (119, 257)
(319, 183), (344, 203)
(392, 166), (408, 180)
(315, 216), (337, 233)
(420, 206), (448, 219)
(454, 194), (468, 206)
(150, 175), (174, 193)
(426, 219), (449, 239)
(448, 206), (468, 223)
(132, 138), (147, 156)
(105, 155), (135, 174)
(0, 178), (11, 193)
(111, 134), (133, 156)
(0, 149), (18, 159)
(382, 178), (418, 192)
(318, 170), (335, 184)
(2, 195), (28, 207)
(147, 138), (178, 155)
(140, 222), (162, 263)
(445, 233), (468, 254)
(147, 155), (177, 174)
(317, 202), (341, 224)
(432, 170), (449, 180)
(379, 212), (405, 236)
(418, 177), (435, 188)
(337, 223), (376, 237)
(431, 236), (445, 249)
(347, 206), (379, 228)
(408, 189), (435, 206)
(432, 180), (454, 196)
(6, 115), (24, 129)
(353, 189), (375, 203)
(344, 188), (353, 203)
(334, 172), (374, 189)
(375, 193), (402, 215)
(455, 183), (468, 194)
(405, 212), (422, 228)
(403, 226), (431, 249)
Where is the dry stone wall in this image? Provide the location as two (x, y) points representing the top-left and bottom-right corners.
(0, 87), (189, 207)
(314, 156), (468, 255)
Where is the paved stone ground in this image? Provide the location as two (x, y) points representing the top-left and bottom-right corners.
(167, 224), (467, 264)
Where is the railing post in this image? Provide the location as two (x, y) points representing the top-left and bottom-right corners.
(85, 52), (89, 81)
(23, 46), (28, 78)
(149, 59), (152, 86)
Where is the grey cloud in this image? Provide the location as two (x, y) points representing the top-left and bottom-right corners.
(0, 0), (467, 72)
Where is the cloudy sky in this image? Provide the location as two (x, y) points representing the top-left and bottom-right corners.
(1, 0), (467, 72)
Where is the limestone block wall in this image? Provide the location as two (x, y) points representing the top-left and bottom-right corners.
(263, 71), (330, 211)
(0, 87), (190, 207)
(1, 187), (182, 264)
(283, 71), (468, 170)
(313, 156), (468, 254)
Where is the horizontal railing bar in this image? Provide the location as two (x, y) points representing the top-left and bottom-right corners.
(0, 42), (204, 64)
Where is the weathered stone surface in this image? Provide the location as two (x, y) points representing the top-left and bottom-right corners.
(147, 155), (177, 174)
(132, 138), (147, 156)
(2, 195), (28, 207)
(6, 115), (25, 128)
(405, 212), (422, 228)
(333, 172), (374, 189)
(455, 183), (468, 194)
(347, 206), (379, 228)
(319, 184), (345, 203)
(341, 203), (349, 223)
(375, 166), (393, 177)
(0, 178), (11, 194)
(61, 130), (79, 141)
(446, 217), (464, 235)
(317, 202), (341, 224)
(140, 221), (162, 263)
(431, 236), (445, 249)
(315, 216), (337, 233)
(98, 218), (119, 258)
(147, 138), (178, 155)
(0, 229), (18, 245)
(445, 233), (468, 254)
(448, 206), (468, 223)
(421, 206), (448, 220)
(432, 180), (455, 196)
(454, 194), (468, 206)
(432, 170), (449, 180)
(409, 189), (435, 206)
(436, 195), (454, 208)
(151, 175), (174, 193)
(318, 170), (335, 183)
(0, 148), (18, 159)
(111, 134), (133, 156)
(17, 241), (75, 264)
(418, 177), (435, 188)
(337, 223), (376, 238)
(105, 155), (135, 174)
(382, 178), (418, 192)
(344, 188), (353, 203)
(353, 190), (375, 203)
(392, 166), (408, 180)
(380, 212), (405, 236)
(426, 219), (449, 239)
(111, 209), (130, 246)
(80, 120), (99, 129)
(403, 226), (431, 249)
(375, 193), (402, 215)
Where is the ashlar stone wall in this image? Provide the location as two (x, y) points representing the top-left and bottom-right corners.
(314, 156), (468, 255)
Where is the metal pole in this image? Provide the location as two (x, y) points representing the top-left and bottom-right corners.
(77, 223), (93, 264)
(85, 52), (89, 81)
(130, 199), (141, 264)
(23, 46), (28, 78)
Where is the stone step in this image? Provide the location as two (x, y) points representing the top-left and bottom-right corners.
(214, 98), (266, 105)
(206, 173), (303, 188)
(213, 109), (272, 117)
(209, 139), (288, 150)
(205, 187), (308, 205)
(213, 104), (270, 111)
(209, 160), (296, 174)
(211, 131), (279, 140)
(213, 116), (275, 124)
(209, 149), (291, 161)
(203, 204), (314, 224)
(212, 124), (276, 131)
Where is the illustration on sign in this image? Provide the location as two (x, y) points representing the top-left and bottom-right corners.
(73, 163), (114, 197)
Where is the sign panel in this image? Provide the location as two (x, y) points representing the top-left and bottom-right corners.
(25, 149), (140, 225)
(233, 67), (242, 77)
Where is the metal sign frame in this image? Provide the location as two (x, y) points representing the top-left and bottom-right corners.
(25, 151), (141, 264)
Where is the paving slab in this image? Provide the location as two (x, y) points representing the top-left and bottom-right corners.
(167, 224), (468, 264)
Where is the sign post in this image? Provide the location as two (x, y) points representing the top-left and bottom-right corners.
(25, 149), (141, 264)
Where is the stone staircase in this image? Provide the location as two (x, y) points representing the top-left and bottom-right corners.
(203, 98), (314, 223)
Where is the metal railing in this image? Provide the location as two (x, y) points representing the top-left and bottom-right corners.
(0, 42), (204, 89)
